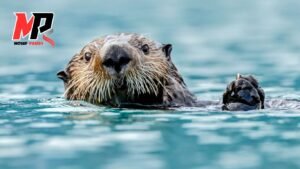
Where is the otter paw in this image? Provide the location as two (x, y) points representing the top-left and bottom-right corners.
(222, 74), (265, 111)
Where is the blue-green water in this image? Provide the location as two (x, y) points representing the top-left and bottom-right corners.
(1, 0), (300, 169)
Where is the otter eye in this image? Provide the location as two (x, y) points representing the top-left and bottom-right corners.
(84, 52), (92, 62)
(141, 44), (149, 55)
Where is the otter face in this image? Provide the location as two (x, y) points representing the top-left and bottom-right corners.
(57, 33), (176, 107)
(222, 74), (265, 111)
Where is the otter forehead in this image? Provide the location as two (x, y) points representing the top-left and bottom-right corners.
(104, 33), (133, 44)
(91, 33), (162, 50)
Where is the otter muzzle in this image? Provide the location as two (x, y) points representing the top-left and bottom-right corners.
(102, 45), (132, 77)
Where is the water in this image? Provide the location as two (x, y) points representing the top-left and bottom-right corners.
(1, 0), (300, 168)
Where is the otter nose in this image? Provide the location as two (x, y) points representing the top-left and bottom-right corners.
(103, 45), (131, 73)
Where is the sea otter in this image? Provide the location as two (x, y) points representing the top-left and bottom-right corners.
(57, 33), (265, 111)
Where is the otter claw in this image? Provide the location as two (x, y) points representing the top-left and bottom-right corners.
(236, 73), (241, 79)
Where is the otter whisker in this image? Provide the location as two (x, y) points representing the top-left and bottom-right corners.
(140, 71), (159, 96)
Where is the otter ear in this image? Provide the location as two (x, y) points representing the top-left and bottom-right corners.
(57, 70), (69, 83)
(162, 44), (172, 60)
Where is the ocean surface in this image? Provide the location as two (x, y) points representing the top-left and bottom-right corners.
(1, 0), (300, 169)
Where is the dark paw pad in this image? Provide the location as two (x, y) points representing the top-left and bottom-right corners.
(222, 74), (265, 111)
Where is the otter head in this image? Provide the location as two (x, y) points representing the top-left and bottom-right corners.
(222, 74), (265, 111)
(57, 33), (195, 108)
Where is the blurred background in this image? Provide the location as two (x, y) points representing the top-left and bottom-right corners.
(0, 1), (300, 169)
(0, 0), (300, 99)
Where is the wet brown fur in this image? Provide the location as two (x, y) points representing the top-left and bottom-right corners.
(58, 33), (197, 108)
